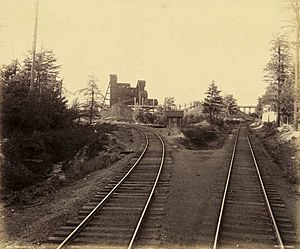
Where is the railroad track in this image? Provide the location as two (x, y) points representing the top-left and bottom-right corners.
(48, 126), (172, 248)
(213, 125), (297, 249)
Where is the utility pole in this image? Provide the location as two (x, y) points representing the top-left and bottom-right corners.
(30, 0), (39, 91)
(294, 22), (299, 131)
(290, 0), (300, 130)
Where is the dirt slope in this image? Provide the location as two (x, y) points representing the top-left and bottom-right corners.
(0, 126), (141, 249)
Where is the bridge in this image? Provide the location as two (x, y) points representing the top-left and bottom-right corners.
(178, 103), (256, 114)
(238, 105), (256, 114)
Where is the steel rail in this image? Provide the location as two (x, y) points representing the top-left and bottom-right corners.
(213, 126), (240, 249)
(127, 128), (165, 249)
(246, 131), (285, 249)
(55, 130), (149, 249)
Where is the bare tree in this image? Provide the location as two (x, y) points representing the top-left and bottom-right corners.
(164, 97), (177, 111)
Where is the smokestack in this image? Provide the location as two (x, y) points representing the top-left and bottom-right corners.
(109, 74), (118, 84)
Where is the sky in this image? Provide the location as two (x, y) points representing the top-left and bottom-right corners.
(0, 0), (293, 106)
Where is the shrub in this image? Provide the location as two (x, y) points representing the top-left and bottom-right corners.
(2, 161), (35, 192)
(2, 137), (39, 191)
(1, 123), (116, 192)
(181, 127), (218, 147)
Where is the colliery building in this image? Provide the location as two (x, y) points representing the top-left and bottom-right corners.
(109, 74), (158, 107)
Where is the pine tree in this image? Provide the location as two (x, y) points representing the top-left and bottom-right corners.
(264, 35), (293, 126)
(79, 75), (104, 125)
(255, 97), (263, 117)
(1, 49), (75, 134)
(22, 49), (62, 94)
(203, 81), (223, 120)
(223, 94), (238, 115)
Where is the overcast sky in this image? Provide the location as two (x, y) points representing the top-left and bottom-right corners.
(0, 0), (293, 106)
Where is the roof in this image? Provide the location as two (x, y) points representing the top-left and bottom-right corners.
(165, 110), (184, 118)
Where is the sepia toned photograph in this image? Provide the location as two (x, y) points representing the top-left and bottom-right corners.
(0, 0), (299, 248)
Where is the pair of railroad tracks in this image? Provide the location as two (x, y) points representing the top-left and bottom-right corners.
(49, 123), (296, 249)
(49, 126), (169, 248)
(213, 125), (296, 249)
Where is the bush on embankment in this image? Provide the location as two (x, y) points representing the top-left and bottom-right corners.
(1, 58), (117, 194)
(180, 119), (233, 149)
(2, 123), (116, 192)
(181, 127), (218, 148)
(253, 123), (298, 184)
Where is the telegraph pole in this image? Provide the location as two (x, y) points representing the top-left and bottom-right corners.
(290, 0), (300, 130)
(30, 0), (39, 91)
(294, 18), (299, 131)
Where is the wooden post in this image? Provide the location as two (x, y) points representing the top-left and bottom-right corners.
(291, 0), (300, 130)
(295, 19), (299, 130)
(30, 0), (39, 91)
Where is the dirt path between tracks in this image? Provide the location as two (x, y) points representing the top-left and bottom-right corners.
(160, 131), (235, 249)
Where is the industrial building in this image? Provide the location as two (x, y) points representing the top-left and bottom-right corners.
(108, 74), (158, 107)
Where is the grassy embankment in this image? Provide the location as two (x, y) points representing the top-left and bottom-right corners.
(2, 123), (133, 205)
(179, 120), (238, 150)
(252, 123), (299, 185)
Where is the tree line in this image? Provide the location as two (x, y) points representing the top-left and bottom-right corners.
(163, 81), (239, 121)
(255, 0), (300, 127)
(0, 49), (112, 192)
(203, 81), (239, 120)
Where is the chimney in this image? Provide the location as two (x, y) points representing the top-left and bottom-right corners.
(110, 74), (118, 84)
(137, 80), (146, 91)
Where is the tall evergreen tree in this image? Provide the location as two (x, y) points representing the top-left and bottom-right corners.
(255, 96), (263, 117)
(1, 50), (77, 191)
(79, 75), (103, 125)
(22, 49), (62, 94)
(1, 55), (72, 134)
(203, 81), (223, 120)
(264, 35), (293, 126)
(223, 94), (238, 115)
